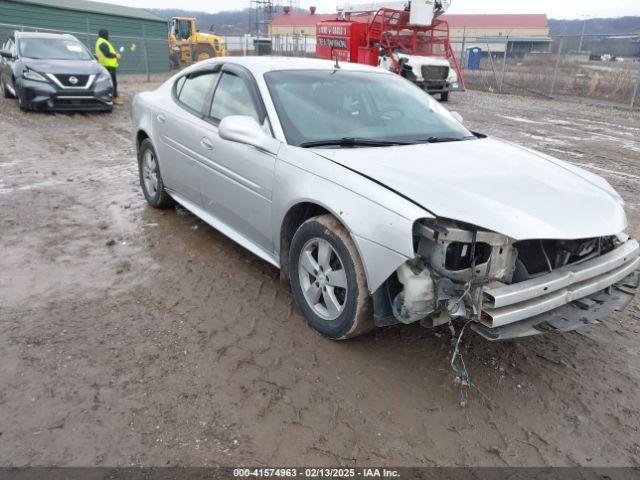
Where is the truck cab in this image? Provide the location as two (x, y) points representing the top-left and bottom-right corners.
(378, 51), (459, 101)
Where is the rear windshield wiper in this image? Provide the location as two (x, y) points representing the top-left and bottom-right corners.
(299, 137), (412, 148)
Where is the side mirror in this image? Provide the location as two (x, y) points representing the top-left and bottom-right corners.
(450, 111), (463, 124)
(218, 115), (280, 155)
(0, 50), (15, 59)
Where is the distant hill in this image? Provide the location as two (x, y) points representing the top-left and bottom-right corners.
(549, 17), (640, 57)
(149, 8), (640, 39)
(148, 7), (309, 36)
(549, 16), (640, 36)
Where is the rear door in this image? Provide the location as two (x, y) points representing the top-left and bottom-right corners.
(191, 63), (277, 256)
(154, 68), (220, 206)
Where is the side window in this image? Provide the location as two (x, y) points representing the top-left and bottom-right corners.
(4, 38), (14, 56)
(209, 72), (259, 123)
(175, 71), (218, 113)
(177, 20), (191, 41)
(175, 76), (186, 96)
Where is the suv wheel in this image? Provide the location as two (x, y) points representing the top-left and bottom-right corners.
(1, 77), (15, 99)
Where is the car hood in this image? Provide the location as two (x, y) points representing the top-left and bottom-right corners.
(310, 137), (627, 240)
(22, 58), (103, 75)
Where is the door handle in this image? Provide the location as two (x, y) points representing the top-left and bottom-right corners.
(157, 113), (166, 124)
(200, 137), (214, 150)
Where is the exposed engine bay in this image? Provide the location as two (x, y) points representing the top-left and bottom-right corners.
(382, 218), (640, 341)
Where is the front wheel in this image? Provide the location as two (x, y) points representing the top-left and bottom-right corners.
(289, 214), (373, 340)
(193, 46), (216, 62)
(1, 77), (15, 99)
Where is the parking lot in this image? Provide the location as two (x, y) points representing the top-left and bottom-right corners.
(1, 76), (639, 467)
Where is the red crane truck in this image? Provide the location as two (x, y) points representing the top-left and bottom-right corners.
(316, 1), (465, 101)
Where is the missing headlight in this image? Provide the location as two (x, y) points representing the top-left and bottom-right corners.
(444, 242), (492, 271)
(415, 219), (517, 284)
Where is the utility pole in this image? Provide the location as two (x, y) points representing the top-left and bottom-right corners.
(550, 36), (564, 96)
(578, 15), (589, 52)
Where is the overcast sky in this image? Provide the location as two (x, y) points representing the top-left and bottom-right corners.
(98, 0), (638, 19)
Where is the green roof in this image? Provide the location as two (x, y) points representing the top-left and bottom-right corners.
(9, 0), (166, 22)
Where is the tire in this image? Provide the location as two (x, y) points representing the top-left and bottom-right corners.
(290, 214), (373, 340)
(1, 77), (15, 99)
(17, 92), (28, 111)
(192, 45), (216, 62)
(138, 138), (174, 209)
(440, 92), (449, 102)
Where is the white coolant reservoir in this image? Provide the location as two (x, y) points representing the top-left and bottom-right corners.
(393, 261), (436, 323)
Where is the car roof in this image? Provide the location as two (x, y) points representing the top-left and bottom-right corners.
(197, 56), (394, 77)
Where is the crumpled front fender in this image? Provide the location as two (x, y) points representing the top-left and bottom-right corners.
(273, 145), (432, 292)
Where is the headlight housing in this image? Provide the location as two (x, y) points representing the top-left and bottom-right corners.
(22, 68), (47, 83)
(447, 68), (458, 87)
(415, 218), (517, 284)
(95, 70), (112, 85)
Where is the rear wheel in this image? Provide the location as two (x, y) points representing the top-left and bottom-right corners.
(138, 139), (174, 209)
(440, 91), (450, 102)
(290, 214), (373, 340)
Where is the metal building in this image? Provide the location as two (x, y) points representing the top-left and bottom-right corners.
(0, 0), (169, 74)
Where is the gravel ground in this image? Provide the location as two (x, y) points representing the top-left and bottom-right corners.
(1, 76), (639, 467)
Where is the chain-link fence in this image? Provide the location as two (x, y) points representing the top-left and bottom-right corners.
(0, 22), (169, 78)
(7, 19), (637, 109)
(218, 34), (314, 57)
(454, 33), (640, 109)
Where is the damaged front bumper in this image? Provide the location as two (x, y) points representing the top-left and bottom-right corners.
(378, 220), (640, 341)
(472, 271), (638, 341)
(481, 239), (639, 327)
(472, 239), (639, 340)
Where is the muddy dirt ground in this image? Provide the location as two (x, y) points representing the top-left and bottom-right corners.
(1, 76), (639, 468)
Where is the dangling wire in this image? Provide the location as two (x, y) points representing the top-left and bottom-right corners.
(451, 319), (474, 408)
(540, 240), (553, 272)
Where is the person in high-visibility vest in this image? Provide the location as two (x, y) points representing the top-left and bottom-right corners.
(95, 29), (123, 106)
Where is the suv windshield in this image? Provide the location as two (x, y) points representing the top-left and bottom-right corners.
(18, 37), (93, 61)
(264, 70), (473, 147)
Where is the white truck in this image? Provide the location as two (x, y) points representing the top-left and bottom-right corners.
(379, 52), (459, 101)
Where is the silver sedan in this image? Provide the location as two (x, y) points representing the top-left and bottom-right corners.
(131, 57), (638, 341)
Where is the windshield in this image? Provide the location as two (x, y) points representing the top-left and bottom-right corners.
(18, 38), (93, 61)
(264, 70), (473, 147)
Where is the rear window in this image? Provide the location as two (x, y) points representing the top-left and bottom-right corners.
(175, 71), (218, 113)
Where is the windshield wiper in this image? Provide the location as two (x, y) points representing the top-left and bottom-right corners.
(422, 136), (476, 143)
(299, 137), (412, 148)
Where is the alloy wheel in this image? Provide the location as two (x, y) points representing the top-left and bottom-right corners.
(298, 238), (348, 320)
(142, 149), (159, 197)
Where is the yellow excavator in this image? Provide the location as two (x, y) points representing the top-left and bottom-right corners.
(168, 17), (227, 66)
